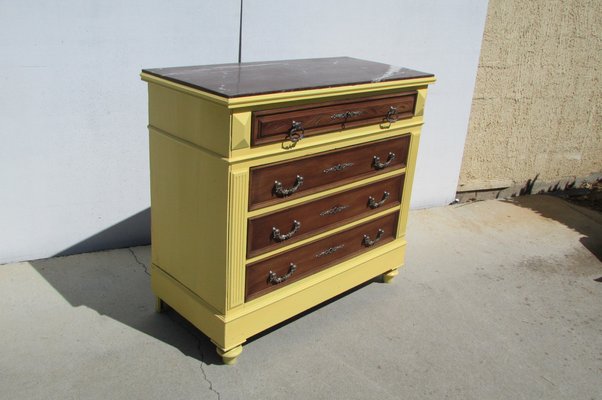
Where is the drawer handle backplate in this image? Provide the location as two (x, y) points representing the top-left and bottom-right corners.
(373, 152), (396, 170)
(287, 120), (304, 143)
(272, 220), (301, 242)
(331, 110), (363, 120)
(323, 162), (354, 174)
(363, 228), (385, 247)
(320, 204), (349, 216)
(315, 244), (345, 258)
(268, 263), (297, 284)
(368, 191), (390, 209)
(273, 175), (304, 197)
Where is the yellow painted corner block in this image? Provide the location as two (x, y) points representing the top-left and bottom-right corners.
(231, 111), (251, 151)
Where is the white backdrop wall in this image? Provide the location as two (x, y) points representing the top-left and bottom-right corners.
(242, 0), (490, 208)
(0, 1), (488, 263)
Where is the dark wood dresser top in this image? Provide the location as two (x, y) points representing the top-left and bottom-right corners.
(142, 57), (433, 98)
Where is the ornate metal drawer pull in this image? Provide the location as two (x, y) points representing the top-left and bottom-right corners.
(385, 106), (398, 123)
(363, 228), (385, 247)
(331, 110), (362, 120)
(372, 152), (396, 170)
(323, 162), (354, 174)
(268, 263), (297, 284)
(320, 204), (349, 216)
(368, 191), (390, 209)
(287, 120), (304, 143)
(273, 175), (304, 197)
(272, 220), (301, 242)
(316, 244), (345, 258)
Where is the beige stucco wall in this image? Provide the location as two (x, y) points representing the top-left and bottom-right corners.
(458, 0), (601, 192)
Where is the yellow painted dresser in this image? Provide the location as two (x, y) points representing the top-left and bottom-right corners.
(141, 57), (435, 364)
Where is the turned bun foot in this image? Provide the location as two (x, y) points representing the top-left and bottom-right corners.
(383, 269), (399, 283)
(216, 345), (243, 365)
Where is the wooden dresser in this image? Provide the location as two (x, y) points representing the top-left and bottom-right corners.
(141, 57), (435, 364)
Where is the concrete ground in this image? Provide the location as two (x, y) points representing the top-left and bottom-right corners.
(1, 195), (601, 400)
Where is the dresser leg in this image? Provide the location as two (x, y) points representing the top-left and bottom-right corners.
(154, 296), (167, 313)
(216, 345), (243, 365)
(383, 268), (399, 283)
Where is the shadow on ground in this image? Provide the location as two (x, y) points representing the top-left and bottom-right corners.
(507, 195), (602, 263)
(29, 247), (222, 365)
(29, 246), (379, 365)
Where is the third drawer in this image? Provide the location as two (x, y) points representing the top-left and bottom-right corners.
(247, 175), (404, 258)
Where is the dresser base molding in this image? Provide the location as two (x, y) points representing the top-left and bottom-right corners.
(151, 241), (405, 359)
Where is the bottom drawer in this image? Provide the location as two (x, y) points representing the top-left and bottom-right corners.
(245, 212), (399, 301)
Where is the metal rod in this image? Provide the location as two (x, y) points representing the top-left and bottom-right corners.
(238, 0), (244, 63)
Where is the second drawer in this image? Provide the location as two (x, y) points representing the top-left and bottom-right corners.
(245, 212), (399, 301)
(247, 175), (404, 258)
(249, 135), (410, 210)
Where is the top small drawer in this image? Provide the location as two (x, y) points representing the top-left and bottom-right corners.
(251, 92), (417, 146)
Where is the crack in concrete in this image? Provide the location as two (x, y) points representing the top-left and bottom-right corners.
(127, 247), (150, 276)
(199, 350), (221, 400)
(165, 312), (221, 400)
(128, 246), (221, 399)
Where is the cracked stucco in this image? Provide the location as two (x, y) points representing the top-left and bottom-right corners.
(458, 0), (602, 191)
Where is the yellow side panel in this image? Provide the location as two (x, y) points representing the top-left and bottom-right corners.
(398, 129), (421, 238)
(148, 83), (231, 156)
(149, 130), (229, 313)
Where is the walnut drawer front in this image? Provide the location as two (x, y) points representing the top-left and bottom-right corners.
(247, 175), (403, 258)
(249, 135), (410, 210)
(245, 212), (399, 301)
(252, 92), (417, 146)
